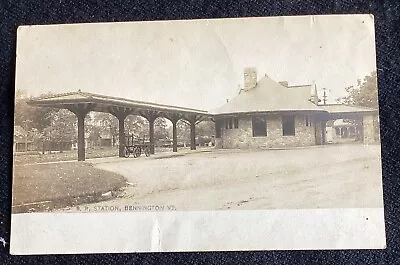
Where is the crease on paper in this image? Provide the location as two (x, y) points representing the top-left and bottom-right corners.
(150, 216), (162, 251)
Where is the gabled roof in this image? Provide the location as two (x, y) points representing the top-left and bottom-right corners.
(211, 75), (325, 115)
(287, 84), (315, 102)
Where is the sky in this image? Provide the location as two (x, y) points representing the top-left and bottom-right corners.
(16, 15), (377, 111)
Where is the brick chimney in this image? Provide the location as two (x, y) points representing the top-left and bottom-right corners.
(244, 67), (257, 91)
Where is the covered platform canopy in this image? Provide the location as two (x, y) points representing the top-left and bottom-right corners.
(316, 104), (379, 144)
(28, 90), (211, 161)
(319, 104), (378, 119)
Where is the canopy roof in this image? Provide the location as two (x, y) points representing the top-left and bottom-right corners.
(27, 90), (209, 117)
(211, 75), (325, 115)
(320, 104), (377, 114)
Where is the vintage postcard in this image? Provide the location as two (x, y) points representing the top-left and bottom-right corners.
(11, 15), (385, 254)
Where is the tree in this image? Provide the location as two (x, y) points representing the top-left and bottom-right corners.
(175, 120), (191, 145)
(43, 109), (76, 152)
(154, 118), (169, 141)
(14, 89), (31, 126)
(336, 71), (380, 140)
(14, 90), (55, 132)
(195, 120), (215, 146)
(87, 125), (101, 147)
(91, 113), (118, 146)
(28, 128), (44, 152)
(196, 120), (214, 137)
(124, 116), (169, 142)
(171, 119), (215, 147)
(125, 115), (147, 137)
(337, 71), (378, 108)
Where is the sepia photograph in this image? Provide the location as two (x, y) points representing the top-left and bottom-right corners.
(11, 15), (385, 253)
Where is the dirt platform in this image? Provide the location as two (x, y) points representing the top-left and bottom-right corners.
(66, 144), (383, 212)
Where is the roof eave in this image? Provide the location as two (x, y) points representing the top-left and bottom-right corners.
(211, 109), (329, 116)
(27, 97), (210, 116)
(326, 110), (378, 115)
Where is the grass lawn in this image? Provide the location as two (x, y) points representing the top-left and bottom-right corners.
(12, 162), (126, 213)
(13, 146), (211, 165)
(13, 147), (120, 165)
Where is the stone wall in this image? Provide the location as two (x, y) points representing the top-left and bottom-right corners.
(216, 114), (317, 149)
(363, 114), (380, 144)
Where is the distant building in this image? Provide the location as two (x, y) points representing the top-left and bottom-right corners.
(325, 119), (360, 143)
(97, 118), (114, 147)
(211, 68), (379, 149)
(13, 125), (32, 152)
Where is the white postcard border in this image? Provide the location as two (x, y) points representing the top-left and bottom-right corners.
(10, 208), (386, 254)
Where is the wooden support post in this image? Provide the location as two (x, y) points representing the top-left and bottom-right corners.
(118, 115), (126, 157)
(172, 120), (178, 152)
(139, 110), (159, 155)
(190, 120), (196, 150)
(149, 118), (155, 154)
(67, 103), (94, 161)
(183, 114), (198, 151)
(109, 106), (134, 158)
(165, 114), (181, 153)
(77, 113), (86, 161)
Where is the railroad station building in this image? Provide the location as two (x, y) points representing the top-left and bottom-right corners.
(211, 67), (379, 149)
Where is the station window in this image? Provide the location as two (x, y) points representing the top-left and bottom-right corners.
(305, 115), (312, 127)
(252, 117), (267, 137)
(283, 115), (295, 136)
(223, 117), (238, 130)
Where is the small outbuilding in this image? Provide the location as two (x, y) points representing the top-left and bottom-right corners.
(13, 125), (32, 152)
